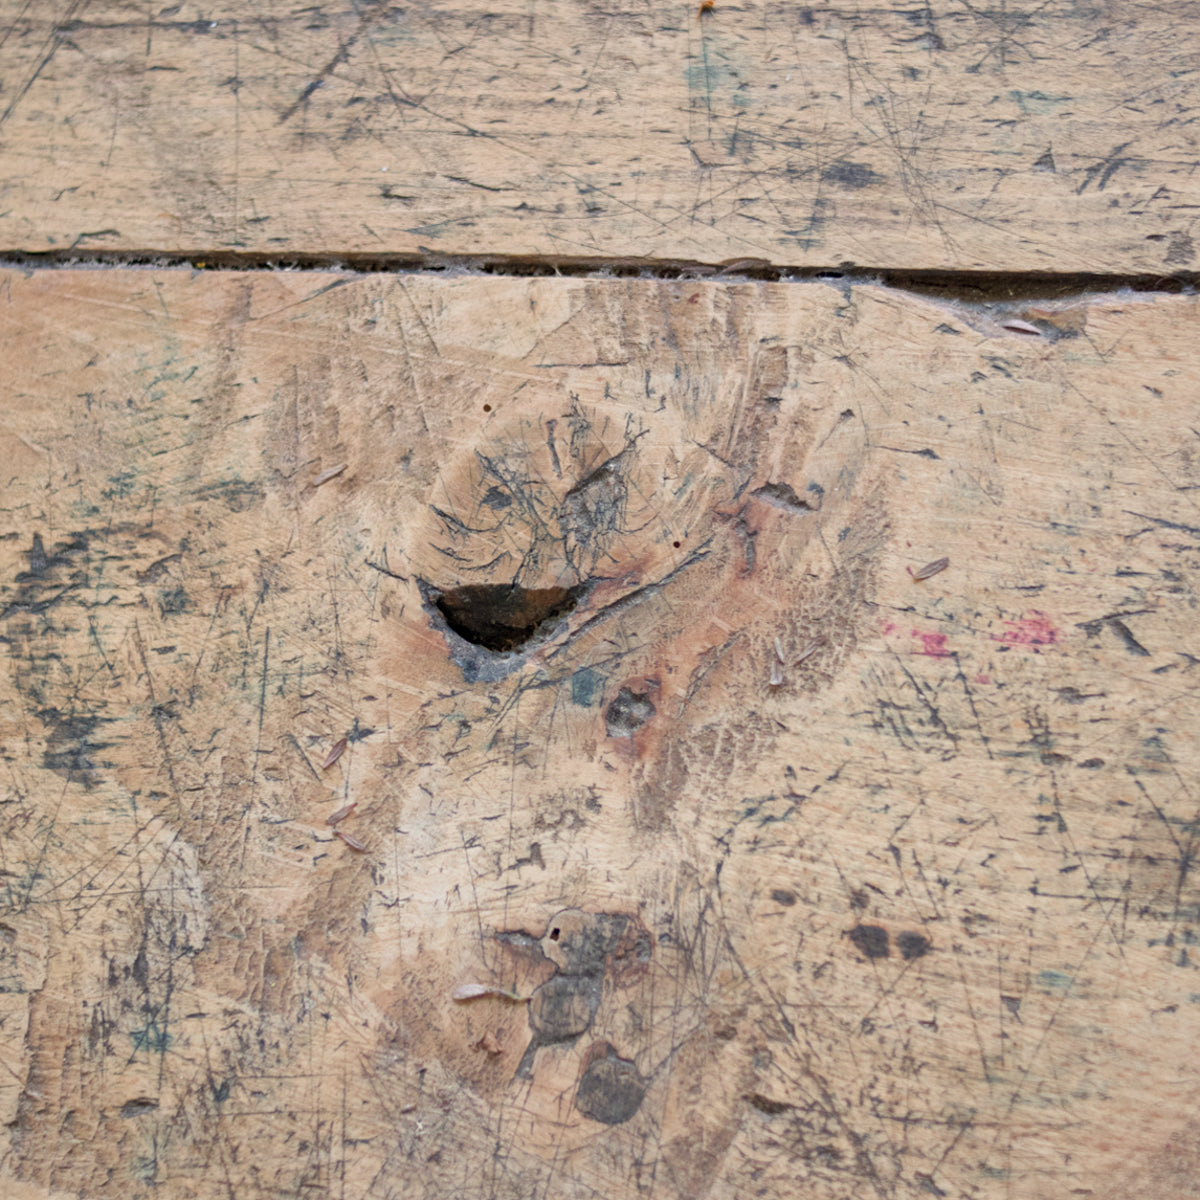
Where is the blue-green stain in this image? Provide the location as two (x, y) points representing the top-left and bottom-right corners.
(571, 667), (604, 708)
(685, 50), (751, 114)
(129, 1024), (172, 1055)
(1037, 969), (1072, 989)
(1010, 90), (1072, 115)
(132, 1156), (158, 1183)
(102, 471), (138, 500)
(1142, 735), (1170, 762)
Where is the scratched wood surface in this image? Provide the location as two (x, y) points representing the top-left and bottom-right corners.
(1, 267), (1199, 1199)
(1, 0), (1199, 270)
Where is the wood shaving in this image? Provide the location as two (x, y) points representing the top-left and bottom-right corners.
(451, 983), (527, 1003)
(909, 556), (950, 582)
(322, 738), (347, 769)
(313, 463), (347, 486)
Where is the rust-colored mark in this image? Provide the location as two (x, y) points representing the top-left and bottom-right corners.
(326, 800), (357, 825)
(322, 737), (348, 769)
(994, 611), (1059, 646)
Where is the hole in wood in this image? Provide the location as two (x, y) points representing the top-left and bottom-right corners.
(431, 583), (585, 653)
(605, 687), (656, 738)
(549, 927), (561, 941)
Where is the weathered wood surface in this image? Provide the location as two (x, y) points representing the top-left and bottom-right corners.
(1, 1), (1199, 271)
(1, 267), (1199, 1199)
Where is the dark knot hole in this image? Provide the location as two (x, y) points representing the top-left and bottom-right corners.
(431, 583), (586, 653)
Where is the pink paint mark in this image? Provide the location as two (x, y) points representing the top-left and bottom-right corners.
(994, 610), (1059, 647)
(913, 630), (952, 658)
(881, 620), (901, 636)
(975, 673), (991, 685)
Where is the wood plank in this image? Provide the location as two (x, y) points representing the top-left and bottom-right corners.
(0, 1), (1197, 270)
(2, 267), (1199, 1199)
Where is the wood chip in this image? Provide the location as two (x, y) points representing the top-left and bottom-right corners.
(312, 463), (347, 486)
(909, 556), (950, 582)
(451, 983), (527, 1003)
(326, 801), (357, 825)
(322, 738), (347, 769)
(475, 1031), (503, 1055)
(336, 829), (366, 851)
(795, 639), (822, 664)
(1001, 318), (1042, 336)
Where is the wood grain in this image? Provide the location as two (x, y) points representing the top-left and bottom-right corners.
(0, 0), (1198, 270)
(2, 267), (1199, 1198)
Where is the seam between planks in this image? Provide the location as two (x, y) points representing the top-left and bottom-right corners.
(1, 249), (1197, 304)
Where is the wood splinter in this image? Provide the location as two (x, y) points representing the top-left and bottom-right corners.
(322, 737), (348, 769)
(336, 829), (367, 852)
(452, 983), (529, 1003)
(475, 1031), (503, 1055)
(326, 801), (358, 825)
(312, 463), (347, 486)
(770, 636), (822, 687)
(908, 556), (950, 582)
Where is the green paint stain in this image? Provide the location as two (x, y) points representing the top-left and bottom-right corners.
(1037, 969), (1072, 989)
(571, 667), (603, 708)
(1010, 90), (1072, 115)
(129, 1024), (172, 1055)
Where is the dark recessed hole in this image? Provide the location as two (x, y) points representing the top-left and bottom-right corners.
(482, 403), (492, 412)
(549, 927), (561, 942)
(896, 931), (932, 960)
(751, 480), (816, 514)
(847, 924), (890, 960)
(672, 540), (681, 548)
(431, 583), (585, 653)
(605, 687), (656, 738)
(574, 1044), (648, 1125)
(120, 1097), (160, 1118)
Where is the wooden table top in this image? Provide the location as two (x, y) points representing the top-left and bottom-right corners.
(2, 6), (1199, 1200)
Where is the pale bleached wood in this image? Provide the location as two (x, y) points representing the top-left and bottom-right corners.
(0, 1), (1197, 270)
(1, 268), (1199, 1199)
